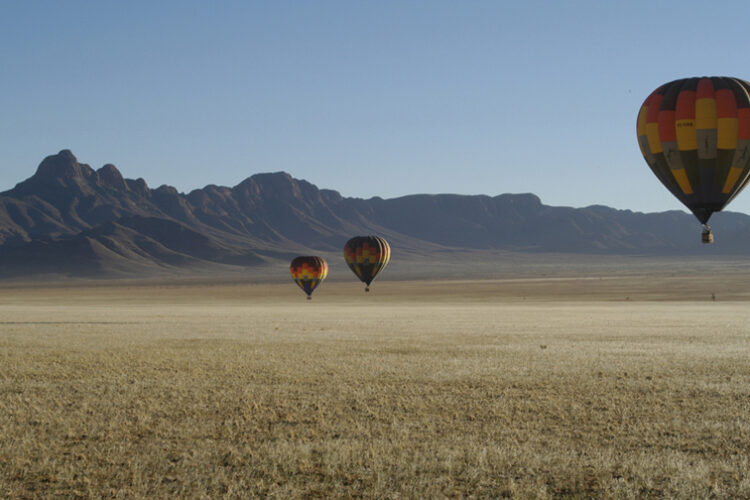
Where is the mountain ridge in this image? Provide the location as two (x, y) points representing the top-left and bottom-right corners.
(2, 150), (750, 277)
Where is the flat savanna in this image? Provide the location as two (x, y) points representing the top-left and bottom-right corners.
(1, 271), (749, 498)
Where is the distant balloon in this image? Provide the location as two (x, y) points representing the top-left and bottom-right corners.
(344, 236), (391, 292)
(637, 76), (750, 243)
(290, 256), (328, 299)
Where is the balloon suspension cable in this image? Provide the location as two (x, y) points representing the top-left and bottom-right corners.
(365, 286), (370, 292)
(701, 224), (714, 244)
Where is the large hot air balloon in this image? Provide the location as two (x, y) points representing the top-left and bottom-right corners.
(344, 236), (391, 292)
(290, 256), (328, 299)
(637, 76), (750, 243)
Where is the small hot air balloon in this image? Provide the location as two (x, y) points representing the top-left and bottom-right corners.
(637, 76), (750, 243)
(290, 256), (328, 300)
(344, 236), (390, 292)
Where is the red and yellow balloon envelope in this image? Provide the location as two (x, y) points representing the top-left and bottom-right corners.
(344, 236), (391, 292)
(290, 256), (328, 300)
(637, 76), (750, 243)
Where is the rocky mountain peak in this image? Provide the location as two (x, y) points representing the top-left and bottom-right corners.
(33, 150), (91, 181)
(234, 171), (297, 198)
(233, 172), (330, 207)
(97, 164), (128, 190)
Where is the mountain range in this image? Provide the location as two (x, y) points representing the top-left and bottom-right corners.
(1, 150), (749, 277)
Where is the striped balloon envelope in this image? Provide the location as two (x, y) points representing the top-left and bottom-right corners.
(289, 256), (328, 299)
(637, 76), (750, 243)
(343, 236), (391, 292)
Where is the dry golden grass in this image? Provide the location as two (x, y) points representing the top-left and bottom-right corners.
(1, 273), (750, 498)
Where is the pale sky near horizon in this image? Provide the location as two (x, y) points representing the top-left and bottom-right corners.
(3, 1), (750, 214)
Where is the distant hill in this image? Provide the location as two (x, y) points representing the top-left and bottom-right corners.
(2, 150), (750, 277)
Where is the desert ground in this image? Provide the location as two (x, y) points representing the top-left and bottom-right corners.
(1, 261), (750, 498)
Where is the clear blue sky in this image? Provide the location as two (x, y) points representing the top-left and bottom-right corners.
(3, 1), (750, 214)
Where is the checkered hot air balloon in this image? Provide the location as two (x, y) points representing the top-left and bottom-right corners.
(290, 256), (328, 299)
(343, 236), (391, 292)
(637, 76), (750, 243)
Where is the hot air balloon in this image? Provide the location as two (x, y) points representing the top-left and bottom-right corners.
(637, 76), (750, 243)
(344, 236), (390, 291)
(290, 256), (328, 299)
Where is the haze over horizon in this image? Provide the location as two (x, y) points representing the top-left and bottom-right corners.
(3, 1), (750, 214)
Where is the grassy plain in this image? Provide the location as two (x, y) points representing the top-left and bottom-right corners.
(1, 266), (750, 498)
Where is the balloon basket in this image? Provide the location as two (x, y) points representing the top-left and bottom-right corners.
(701, 226), (714, 244)
(365, 286), (370, 292)
(306, 295), (312, 300)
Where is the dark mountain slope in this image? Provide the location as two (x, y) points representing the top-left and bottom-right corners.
(0, 215), (266, 277)
(2, 150), (750, 277)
